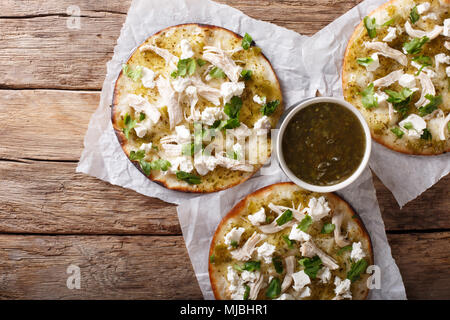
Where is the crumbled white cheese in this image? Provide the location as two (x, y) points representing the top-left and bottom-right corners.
(253, 95), (266, 105)
(224, 227), (245, 248)
(175, 125), (191, 143)
(139, 142), (153, 153)
(275, 293), (295, 300)
(399, 114), (427, 138)
(134, 124), (147, 138)
(416, 2), (430, 14)
(141, 67), (156, 88)
(383, 27), (397, 42)
(241, 270), (258, 283)
(193, 155), (218, 176)
(435, 53), (450, 69)
(289, 225), (311, 242)
(350, 241), (366, 261)
(227, 265), (239, 284)
(167, 156), (194, 174)
(180, 39), (194, 59)
(422, 13), (438, 21)
(443, 19), (450, 37)
(445, 41), (450, 50)
(334, 276), (352, 300)
(248, 208), (266, 226)
(304, 196), (331, 221)
(297, 286), (311, 299)
(317, 267), (331, 284)
(292, 270), (311, 292)
(253, 116), (272, 135)
(220, 81), (245, 103)
(398, 73), (416, 89)
(200, 107), (225, 126)
(374, 91), (389, 107)
(257, 242), (276, 264)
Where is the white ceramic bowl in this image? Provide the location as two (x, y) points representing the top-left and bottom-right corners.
(277, 97), (371, 193)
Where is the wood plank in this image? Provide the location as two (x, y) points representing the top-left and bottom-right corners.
(0, 160), (179, 235)
(0, 235), (202, 299)
(0, 0), (362, 90)
(0, 232), (447, 299)
(387, 232), (450, 300)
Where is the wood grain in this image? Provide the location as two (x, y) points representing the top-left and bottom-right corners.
(0, 0), (362, 90)
(0, 232), (447, 299)
(0, 235), (201, 299)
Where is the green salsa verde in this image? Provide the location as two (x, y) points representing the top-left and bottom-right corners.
(282, 102), (366, 186)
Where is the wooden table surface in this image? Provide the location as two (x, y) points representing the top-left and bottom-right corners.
(0, 0), (448, 300)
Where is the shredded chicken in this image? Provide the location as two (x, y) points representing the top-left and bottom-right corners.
(439, 113), (450, 140)
(156, 76), (183, 129)
(140, 43), (179, 68)
(300, 240), (339, 270)
(256, 203), (297, 234)
(215, 152), (254, 172)
(281, 256), (296, 292)
(230, 232), (266, 261)
(331, 212), (350, 248)
(404, 21), (443, 40)
(373, 70), (404, 87)
(191, 76), (222, 105)
(415, 72), (436, 107)
(248, 272), (264, 300)
(267, 203), (305, 222)
(364, 42), (408, 66)
(202, 46), (242, 82)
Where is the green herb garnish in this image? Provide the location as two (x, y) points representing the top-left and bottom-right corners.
(321, 223), (335, 234)
(403, 122), (413, 130)
(297, 214), (313, 232)
(418, 95), (442, 116)
(337, 245), (352, 256)
(363, 16), (377, 38)
(230, 240), (238, 248)
(410, 6), (420, 24)
(282, 235), (294, 248)
(240, 69), (252, 80)
(234, 260), (261, 272)
(182, 142), (195, 156)
(382, 18), (395, 27)
(385, 87), (413, 116)
(209, 66), (226, 78)
(420, 128), (432, 140)
(272, 256), (284, 274)
(176, 171), (201, 184)
(276, 209), (293, 226)
(242, 33), (253, 50)
(357, 57), (374, 67)
(122, 113), (137, 139)
(360, 83), (378, 109)
(122, 64), (143, 81)
(347, 258), (368, 283)
(403, 36), (429, 55)
(173, 58), (197, 77)
(196, 58), (207, 67)
(260, 99), (280, 116)
(391, 127), (404, 138)
(265, 278), (281, 299)
(210, 254), (215, 263)
(299, 256), (322, 279)
(243, 284), (250, 300)
(224, 96), (243, 119)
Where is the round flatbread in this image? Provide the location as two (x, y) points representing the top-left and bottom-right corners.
(208, 182), (373, 300)
(111, 24), (283, 192)
(343, 0), (450, 155)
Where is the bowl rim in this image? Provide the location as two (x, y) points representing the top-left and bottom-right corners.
(276, 96), (372, 193)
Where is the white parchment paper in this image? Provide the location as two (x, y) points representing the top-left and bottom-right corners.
(76, 0), (406, 299)
(76, 0), (314, 204)
(301, 0), (450, 207)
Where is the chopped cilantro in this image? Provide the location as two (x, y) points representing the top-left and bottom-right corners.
(240, 69), (252, 80)
(260, 99), (280, 116)
(265, 278), (281, 299)
(122, 113), (137, 139)
(242, 33), (253, 50)
(360, 83), (378, 109)
(299, 256), (322, 279)
(297, 214), (313, 232)
(122, 64), (142, 81)
(272, 256), (284, 274)
(321, 223), (335, 234)
(209, 66), (226, 78)
(176, 171), (201, 185)
(276, 209), (293, 226)
(347, 258), (368, 283)
(403, 36), (429, 55)
(357, 57), (374, 67)
(418, 95), (442, 116)
(363, 16), (377, 38)
(410, 6), (420, 24)
(391, 127), (404, 138)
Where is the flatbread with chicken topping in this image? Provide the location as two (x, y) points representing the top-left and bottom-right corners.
(111, 24), (283, 192)
(208, 182), (373, 300)
(343, 0), (450, 155)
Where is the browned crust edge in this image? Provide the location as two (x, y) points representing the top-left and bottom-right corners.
(111, 23), (284, 193)
(342, 0), (449, 156)
(208, 182), (374, 300)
